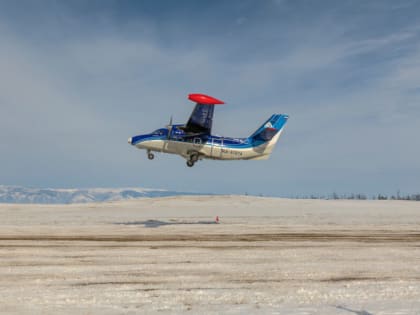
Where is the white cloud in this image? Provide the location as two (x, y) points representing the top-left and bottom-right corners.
(0, 2), (419, 195)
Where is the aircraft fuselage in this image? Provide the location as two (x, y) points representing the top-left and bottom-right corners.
(129, 121), (285, 166)
(128, 93), (288, 167)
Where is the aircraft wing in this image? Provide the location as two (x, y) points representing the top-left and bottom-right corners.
(181, 94), (225, 135)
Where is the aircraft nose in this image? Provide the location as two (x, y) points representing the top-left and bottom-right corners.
(128, 137), (132, 145)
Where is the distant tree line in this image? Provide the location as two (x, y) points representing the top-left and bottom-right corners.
(290, 192), (420, 201)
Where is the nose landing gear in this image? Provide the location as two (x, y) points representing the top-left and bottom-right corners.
(147, 151), (154, 160)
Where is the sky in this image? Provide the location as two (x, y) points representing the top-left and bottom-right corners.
(1, 0), (420, 196)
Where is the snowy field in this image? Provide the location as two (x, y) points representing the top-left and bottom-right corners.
(0, 196), (420, 314)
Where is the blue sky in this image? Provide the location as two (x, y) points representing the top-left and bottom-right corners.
(1, 0), (419, 196)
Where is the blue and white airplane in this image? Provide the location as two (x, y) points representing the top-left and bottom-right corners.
(128, 93), (288, 167)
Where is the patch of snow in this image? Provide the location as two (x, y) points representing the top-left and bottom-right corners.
(0, 185), (195, 204)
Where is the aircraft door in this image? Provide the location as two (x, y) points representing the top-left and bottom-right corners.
(211, 138), (223, 158)
(193, 137), (201, 147)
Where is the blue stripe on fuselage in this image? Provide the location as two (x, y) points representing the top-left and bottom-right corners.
(131, 134), (168, 145)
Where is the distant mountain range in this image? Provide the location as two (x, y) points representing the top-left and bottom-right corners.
(0, 186), (198, 204)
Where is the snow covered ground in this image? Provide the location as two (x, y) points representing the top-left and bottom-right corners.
(0, 196), (419, 314)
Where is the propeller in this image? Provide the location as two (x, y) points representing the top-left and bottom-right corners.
(166, 115), (173, 139)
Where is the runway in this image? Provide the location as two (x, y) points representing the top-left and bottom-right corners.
(1, 230), (420, 242)
(1, 196), (420, 314)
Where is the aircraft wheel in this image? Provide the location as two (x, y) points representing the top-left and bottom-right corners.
(190, 154), (199, 162)
(147, 152), (154, 160)
(186, 160), (194, 167)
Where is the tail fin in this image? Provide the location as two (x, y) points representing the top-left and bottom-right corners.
(248, 114), (288, 159)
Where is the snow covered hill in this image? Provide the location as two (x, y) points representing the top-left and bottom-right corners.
(0, 186), (195, 204)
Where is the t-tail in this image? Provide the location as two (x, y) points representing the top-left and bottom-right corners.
(248, 114), (289, 160)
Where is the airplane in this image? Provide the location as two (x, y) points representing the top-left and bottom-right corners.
(128, 93), (288, 167)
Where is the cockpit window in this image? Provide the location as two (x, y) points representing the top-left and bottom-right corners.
(151, 129), (167, 136)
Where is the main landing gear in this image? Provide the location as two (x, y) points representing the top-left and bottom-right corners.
(147, 150), (154, 160)
(186, 153), (199, 167)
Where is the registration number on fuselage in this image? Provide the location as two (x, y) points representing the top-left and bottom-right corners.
(221, 148), (243, 156)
